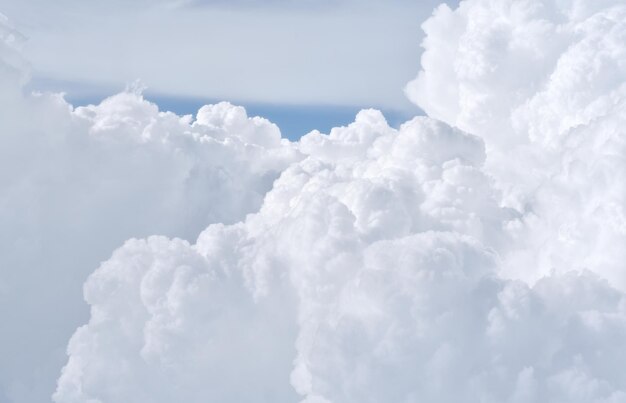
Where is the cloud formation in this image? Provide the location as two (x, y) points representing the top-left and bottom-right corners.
(407, 0), (626, 287)
(55, 111), (626, 403)
(1, 0), (625, 402)
(0, 15), (299, 402)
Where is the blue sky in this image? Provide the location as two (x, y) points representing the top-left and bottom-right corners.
(29, 75), (420, 140)
(146, 95), (419, 140)
(67, 91), (419, 141)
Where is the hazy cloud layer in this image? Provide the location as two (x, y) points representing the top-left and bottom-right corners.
(0, 0), (447, 110)
(1, 0), (626, 402)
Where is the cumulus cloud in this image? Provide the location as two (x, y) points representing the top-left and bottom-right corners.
(1, 0), (626, 402)
(406, 0), (626, 287)
(0, 15), (299, 403)
(54, 110), (626, 403)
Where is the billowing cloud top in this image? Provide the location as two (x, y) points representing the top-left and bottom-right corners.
(407, 0), (626, 286)
(1, 0), (626, 402)
(53, 112), (626, 403)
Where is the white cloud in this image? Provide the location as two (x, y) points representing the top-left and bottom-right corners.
(1, 0), (625, 402)
(406, 0), (626, 286)
(0, 15), (300, 402)
(54, 109), (626, 403)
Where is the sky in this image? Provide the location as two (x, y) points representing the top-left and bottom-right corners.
(1, 1), (626, 403)
(2, 0), (457, 137)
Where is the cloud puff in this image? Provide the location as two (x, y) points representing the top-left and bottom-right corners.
(54, 108), (626, 403)
(0, 16), (300, 403)
(406, 0), (626, 287)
